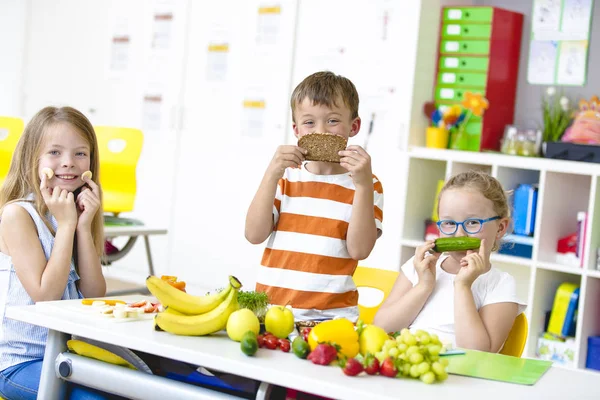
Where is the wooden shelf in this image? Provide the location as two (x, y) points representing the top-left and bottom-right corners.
(586, 270), (600, 279)
(536, 262), (583, 276)
(491, 253), (533, 267)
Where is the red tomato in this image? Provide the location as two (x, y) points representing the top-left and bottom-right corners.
(279, 339), (291, 353)
(264, 336), (279, 350)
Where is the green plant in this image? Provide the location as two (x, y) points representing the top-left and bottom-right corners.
(237, 290), (269, 322)
(541, 87), (573, 142)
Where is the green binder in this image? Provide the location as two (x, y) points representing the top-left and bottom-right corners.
(447, 350), (552, 385)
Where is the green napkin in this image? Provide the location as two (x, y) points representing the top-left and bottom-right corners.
(447, 350), (552, 385)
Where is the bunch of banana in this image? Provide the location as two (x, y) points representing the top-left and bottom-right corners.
(147, 275), (242, 336)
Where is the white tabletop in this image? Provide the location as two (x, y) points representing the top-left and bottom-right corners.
(103, 226), (167, 237)
(6, 298), (600, 400)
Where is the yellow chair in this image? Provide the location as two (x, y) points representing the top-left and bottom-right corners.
(352, 266), (399, 324)
(499, 313), (528, 357)
(0, 117), (24, 187)
(95, 126), (143, 215)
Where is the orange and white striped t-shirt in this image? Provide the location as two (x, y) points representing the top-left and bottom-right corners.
(255, 164), (384, 321)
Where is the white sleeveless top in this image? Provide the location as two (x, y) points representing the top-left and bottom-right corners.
(0, 200), (81, 370)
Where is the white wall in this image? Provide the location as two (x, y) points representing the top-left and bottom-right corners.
(0, 0), (28, 116)
(6, 0), (444, 292)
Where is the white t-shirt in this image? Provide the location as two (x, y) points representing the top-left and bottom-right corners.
(400, 254), (527, 347)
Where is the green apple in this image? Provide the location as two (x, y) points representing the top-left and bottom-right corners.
(264, 306), (295, 339)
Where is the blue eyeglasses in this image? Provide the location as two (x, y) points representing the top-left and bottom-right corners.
(436, 216), (500, 235)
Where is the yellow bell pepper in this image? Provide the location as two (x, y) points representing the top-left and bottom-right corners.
(307, 318), (359, 358)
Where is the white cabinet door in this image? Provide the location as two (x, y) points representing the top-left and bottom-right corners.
(0, 0), (28, 116)
(167, 0), (298, 289)
(23, 0), (191, 278)
(290, 0), (424, 271)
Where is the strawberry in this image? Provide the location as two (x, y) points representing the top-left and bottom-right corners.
(379, 357), (397, 378)
(307, 343), (338, 365)
(363, 354), (380, 375)
(341, 357), (363, 376)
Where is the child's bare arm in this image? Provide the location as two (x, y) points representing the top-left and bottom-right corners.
(346, 185), (377, 259)
(373, 271), (433, 332)
(454, 286), (517, 352)
(245, 145), (306, 244)
(340, 145), (377, 260)
(76, 229), (105, 297)
(75, 177), (105, 297)
(245, 175), (279, 244)
(1, 204), (75, 302)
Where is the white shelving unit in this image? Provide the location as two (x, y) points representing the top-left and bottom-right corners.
(400, 147), (600, 373)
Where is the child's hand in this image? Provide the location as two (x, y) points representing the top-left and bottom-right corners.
(76, 175), (101, 231)
(455, 239), (491, 287)
(413, 240), (439, 291)
(339, 146), (372, 187)
(267, 145), (307, 180)
(40, 173), (77, 229)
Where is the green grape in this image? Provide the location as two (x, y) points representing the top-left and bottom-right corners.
(402, 363), (411, 376)
(431, 361), (445, 376)
(375, 351), (386, 363)
(397, 353), (407, 362)
(436, 369), (448, 381)
(417, 361), (430, 375)
(420, 371), (436, 384)
(397, 343), (408, 353)
(415, 329), (427, 336)
(439, 357), (449, 366)
(430, 333), (441, 344)
(428, 344), (442, 356)
(406, 345), (419, 356)
(400, 328), (410, 336)
(383, 339), (396, 352)
(409, 352), (424, 364)
(409, 364), (420, 378)
(420, 335), (431, 345)
(395, 335), (404, 344)
(429, 354), (440, 362)
(388, 347), (399, 358)
(404, 333), (417, 346)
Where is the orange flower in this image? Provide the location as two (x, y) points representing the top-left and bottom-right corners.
(461, 92), (489, 117)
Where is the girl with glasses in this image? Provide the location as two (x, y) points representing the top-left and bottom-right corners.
(375, 171), (526, 353)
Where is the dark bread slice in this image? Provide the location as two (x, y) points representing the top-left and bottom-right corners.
(298, 133), (348, 163)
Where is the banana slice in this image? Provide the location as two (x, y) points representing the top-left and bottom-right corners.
(81, 170), (92, 181)
(91, 301), (106, 307)
(113, 308), (128, 319)
(41, 168), (54, 179)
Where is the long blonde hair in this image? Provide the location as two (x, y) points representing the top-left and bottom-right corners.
(0, 106), (104, 257)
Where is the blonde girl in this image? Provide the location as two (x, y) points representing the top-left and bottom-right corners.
(0, 106), (110, 399)
(375, 171), (526, 352)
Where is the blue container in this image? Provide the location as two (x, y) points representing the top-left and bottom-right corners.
(513, 184), (538, 236)
(586, 336), (600, 371)
(498, 234), (534, 258)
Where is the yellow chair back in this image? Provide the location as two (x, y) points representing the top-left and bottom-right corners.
(95, 126), (143, 214)
(0, 117), (24, 187)
(499, 313), (528, 357)
(352, 266), (399, 324)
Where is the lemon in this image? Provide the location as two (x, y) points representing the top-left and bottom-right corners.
(359, 324), (390, 356)
(226, 309), (260, 342)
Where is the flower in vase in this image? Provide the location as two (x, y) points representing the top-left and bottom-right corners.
(461, 92), (489, 117)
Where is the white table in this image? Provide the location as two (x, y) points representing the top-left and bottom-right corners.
(6, 298), (600, 400)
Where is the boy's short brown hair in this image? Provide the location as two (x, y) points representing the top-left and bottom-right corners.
(290, 71), (359, 122)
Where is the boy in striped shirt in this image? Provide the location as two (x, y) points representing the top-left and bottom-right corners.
(245, 71), (383, 322)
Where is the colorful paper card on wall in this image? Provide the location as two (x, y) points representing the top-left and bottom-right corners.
(527, 0), (594, 86)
